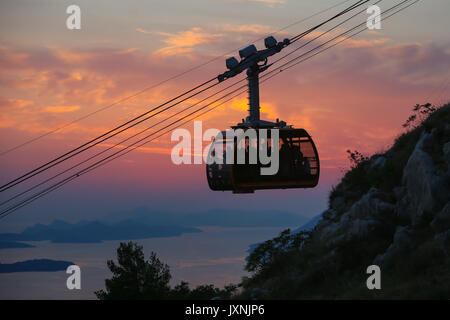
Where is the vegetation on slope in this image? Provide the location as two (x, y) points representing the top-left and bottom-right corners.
(239, 102), (450, 299)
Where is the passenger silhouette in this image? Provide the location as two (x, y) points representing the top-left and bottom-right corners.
(279, 141), (293, 177)
(292, 144), (305, 175)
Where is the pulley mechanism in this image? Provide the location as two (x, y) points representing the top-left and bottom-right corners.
(218, 36), (290, 128)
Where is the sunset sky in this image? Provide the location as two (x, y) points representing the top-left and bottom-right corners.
(1, 0), (449, 231)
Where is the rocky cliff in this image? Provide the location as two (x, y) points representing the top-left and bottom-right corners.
(241, 103), (450, 299)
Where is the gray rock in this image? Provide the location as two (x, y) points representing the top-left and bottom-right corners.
(392, 226), (413, 248)
(315, 188), (394, 248)
(347, 188), (395, 220)
(373, 226), (412, 267)
(393, 186), (406, 200)
(395, 195), (412, 223)
(444, 124), (450, 137)
(346, 218), (382, 240)
(434, 230), (450, 257)
(321, 217), (383, 248)
(315, 219), (340, 243)
(431, 202), (450, 233)
(402, 130), (450, 224)
(444, 142), (450, 167)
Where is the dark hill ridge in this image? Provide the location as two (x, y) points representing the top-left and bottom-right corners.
(241, 102), (450, 299)
(0, 208), (307, 244)
(0, 259), (74, 273)
(0, 220), (201, 243)
(0, 241), (35, 249)
(104, 208), (308, 228)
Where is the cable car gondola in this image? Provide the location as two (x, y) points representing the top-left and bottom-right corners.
(206, 36), (320, 193)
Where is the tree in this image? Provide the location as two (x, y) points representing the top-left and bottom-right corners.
(95, 241), (171, 300)
(402, 102), (437, 130)
(245, 229), (310, 274)
(170, 281), (192, 300)
(346, 149), (369, 169)
(95, 241), (239, 300)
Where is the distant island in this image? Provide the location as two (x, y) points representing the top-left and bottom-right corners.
(0, 241), (35, 249)
(104, 208), (308, 228)
(0, 208), (308, 245)
(0, 259), (74, 273)
(0, 219), (202, 244)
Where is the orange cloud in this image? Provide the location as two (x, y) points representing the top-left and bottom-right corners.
(0, 116), (16, 128)
(220, 24), (274, 35)
(0, 98), (34, 109)
(301, 29), (390, 49)
(0, 45), (29, 70)
(50, 47), (87, 64)
(135, 28), (152, 35)
(43, 105), (80, 113)
(228, 97), (248, 112)
(260, 101), (279, 120)
(341, 37), (390, 48)
(152, 27), (223, 56)
(97, 142), (173, 156)
(248, 0), (285, 7)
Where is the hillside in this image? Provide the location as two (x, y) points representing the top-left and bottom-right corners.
(240, 102), (450, 299)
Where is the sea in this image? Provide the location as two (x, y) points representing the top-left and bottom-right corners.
(0, 226), (289, 299)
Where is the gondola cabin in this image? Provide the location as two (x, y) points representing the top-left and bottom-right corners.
(206, 127), (320, 193)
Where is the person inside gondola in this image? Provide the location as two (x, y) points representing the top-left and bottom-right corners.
(279, 140), (293, 178)
(303, 156), (311, 175)
(292, 144), (304, 174)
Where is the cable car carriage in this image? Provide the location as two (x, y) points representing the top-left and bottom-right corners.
(206, 36), (320, 193)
